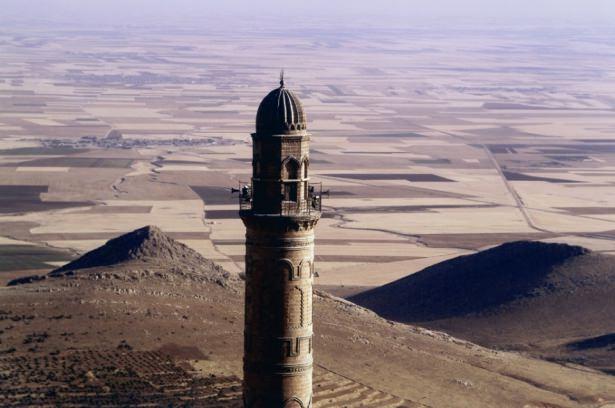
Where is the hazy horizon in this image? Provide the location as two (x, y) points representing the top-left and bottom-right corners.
(2, 0), (615, 30)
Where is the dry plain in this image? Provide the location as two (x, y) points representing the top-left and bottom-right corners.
(2, 24), (615, 292)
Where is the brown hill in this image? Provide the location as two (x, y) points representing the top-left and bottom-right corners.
(9, 225), (231, 286)
(51, 224), (226, 274)
(350, 241), (615, 374)
(1, 232), (614, 407)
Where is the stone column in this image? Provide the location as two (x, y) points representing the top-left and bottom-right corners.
(242, 215), (319, 408)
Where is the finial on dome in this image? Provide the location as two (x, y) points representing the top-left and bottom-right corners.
(280, 69), (285, 88)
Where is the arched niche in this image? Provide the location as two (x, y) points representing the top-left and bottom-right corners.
(282, 156), (300, 180)
(283, 397), (305, 408)
(299, 259), (312, 278)
(276, 259), (297, 281)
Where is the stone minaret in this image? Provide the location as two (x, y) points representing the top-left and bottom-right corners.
(240, 75), (321, 408)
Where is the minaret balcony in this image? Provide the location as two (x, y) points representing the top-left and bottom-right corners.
(238, 182), (323, 217)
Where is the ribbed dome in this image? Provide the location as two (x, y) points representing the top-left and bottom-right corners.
(255, 79), (307, 134)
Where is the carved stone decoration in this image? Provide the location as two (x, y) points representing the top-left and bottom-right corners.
(305, 290), (312, 327)
(281, 338), (297, 358)
(298, 287), (305, 327)
(283, 396), (306, 408)
(241, 78), (320, 407)
(284, 286), (304, 329)
(298, 260), (306, 279)
(277, 259), (296, 281)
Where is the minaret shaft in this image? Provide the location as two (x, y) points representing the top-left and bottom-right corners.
(242, 219), (317, 407)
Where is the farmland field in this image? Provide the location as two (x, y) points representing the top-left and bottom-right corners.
(1, 22), (615, 289)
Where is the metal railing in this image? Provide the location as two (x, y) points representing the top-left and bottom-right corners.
(237, 181), (323, 216)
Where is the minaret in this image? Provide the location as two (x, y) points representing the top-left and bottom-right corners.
(240, 74), (321, 407)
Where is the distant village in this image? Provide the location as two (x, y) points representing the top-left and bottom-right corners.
(40, 129), (237, 150)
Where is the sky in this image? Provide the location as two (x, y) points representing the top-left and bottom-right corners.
(2, 0), (615, 29)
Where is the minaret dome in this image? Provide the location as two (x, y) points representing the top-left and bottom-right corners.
(255, 77), (307, 134)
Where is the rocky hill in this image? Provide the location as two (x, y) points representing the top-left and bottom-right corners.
(350, 241), (615, 374)
(10, 225), (232, 286)
(52, 225), (225, 272)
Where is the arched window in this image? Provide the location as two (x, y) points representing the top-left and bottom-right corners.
(282, 157), (300, 180)
(302, 158), (309, 179)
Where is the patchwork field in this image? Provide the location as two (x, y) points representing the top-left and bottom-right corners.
(1, 23), (615, 293)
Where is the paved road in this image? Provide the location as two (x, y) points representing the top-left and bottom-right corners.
(483, 145), (552, 234)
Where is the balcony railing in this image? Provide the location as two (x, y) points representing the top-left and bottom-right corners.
(238, 182), (323, 216)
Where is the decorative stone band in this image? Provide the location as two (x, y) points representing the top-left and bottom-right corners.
(265, 334), (314, 356)
(241, 213), (320, 233)
(244, 360), (313, 376)
(245, 236), (314, 249)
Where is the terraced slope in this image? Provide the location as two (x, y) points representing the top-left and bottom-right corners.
(313, 367), (415, 408)
(1, 229), (614, 407)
